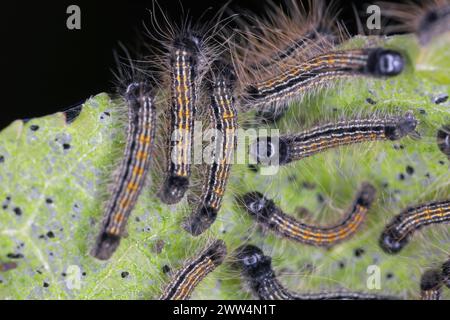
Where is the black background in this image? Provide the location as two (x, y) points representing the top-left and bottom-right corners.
(0, 0), (411, 129)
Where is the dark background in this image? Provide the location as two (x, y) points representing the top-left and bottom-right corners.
(0, 0), (411, 129)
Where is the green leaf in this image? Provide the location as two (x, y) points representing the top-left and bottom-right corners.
(0, 34), (449, 299)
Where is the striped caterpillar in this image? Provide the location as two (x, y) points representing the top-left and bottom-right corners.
(92, 82), (156, 260)
(379, 199), (450, 254)
(240, 183), (376, 247)
(230, 0), (404, 114)
(250, 112), (418, 166)
(158, 34), (201, 205)
(240, 48), (404, 112)
(234, 244), (399, 300)
(183, 61), (238, 236)
(160, 239), (227, 300)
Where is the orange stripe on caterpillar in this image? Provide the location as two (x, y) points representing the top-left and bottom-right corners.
(241, 183), (376, 247)
(379, 199), (450, 254)
(159, 37), (200, 205)
(241, 48), (404, 112)
(91, 82), (156, 260)
(160, 240), (227, 300)
(183, 61), (238, 236)
(251, 112), (418, 166)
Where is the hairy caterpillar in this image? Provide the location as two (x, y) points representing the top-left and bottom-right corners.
(234, 244), (398, 300)
(92, 82), (156, 260)
(240, 183), (376, 247)
(183, 61), (238, 236)
(146, 3), (227, 205)
(251, 111), (418, 166)
(239, 48), (404, 112)
(160, 239), (227, 300)
(158, 34), (201, 205)
(379, 199), (450, 254)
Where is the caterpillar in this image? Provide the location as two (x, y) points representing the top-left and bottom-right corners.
(158, 34), (201, 205)
(234, 244), (398, 300)
(160, 239), (227, 300)
(250, 111), (418, 166)
(148, 1), (229, 205)
(379, 199), (450, 254)
(420, 269), (443, 300)
(91, 82), (156, 260)
(240, 182), (376, 247)
(239, 48), (404, 112)
(183, 61), (238, 236)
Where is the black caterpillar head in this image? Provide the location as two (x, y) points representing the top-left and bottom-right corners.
(250, 137), (289, 166)
(379, 226), (409, 254)
(124, 82), (153, 109)
(234, 245), (273, 281)
(241, 192), (277, 223)
(420, 269), (443, 291)
(91, 232), (121, 260)
(183, 206), (218, 236)
(385, 111), (418, 140)
(365, 48), (404, 77)
(159, 175), (189, 205)
(173, 33), (201, 53)
(356, 182), (377, 207)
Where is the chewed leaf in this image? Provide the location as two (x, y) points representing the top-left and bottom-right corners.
(0, 34), (449, 300)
